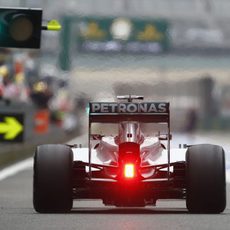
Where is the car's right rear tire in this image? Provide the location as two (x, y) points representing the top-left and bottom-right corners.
(186, 144), (226, 213)
(33, 144), (73, 213)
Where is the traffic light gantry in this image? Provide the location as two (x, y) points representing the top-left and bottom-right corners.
(0, 7), (61, 49)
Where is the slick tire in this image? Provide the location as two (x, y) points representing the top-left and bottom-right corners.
(186, 144), (226, 213)
(33, 144), (73, 213)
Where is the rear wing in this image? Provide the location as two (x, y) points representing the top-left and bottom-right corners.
(89, 102), (169, 123)
(88, 101), (171, 180)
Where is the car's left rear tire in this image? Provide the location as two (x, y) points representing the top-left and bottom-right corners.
(33, 144), (73, 213)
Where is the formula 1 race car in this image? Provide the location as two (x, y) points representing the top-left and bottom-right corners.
(33, 95), (226, 213)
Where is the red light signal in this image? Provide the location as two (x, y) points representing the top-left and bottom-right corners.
(124, 164), (135, 178)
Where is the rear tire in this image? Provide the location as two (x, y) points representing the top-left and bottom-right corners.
(33, 144), (73, 213)
(186, 144), (226, 213)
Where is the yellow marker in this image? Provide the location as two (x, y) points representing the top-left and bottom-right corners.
(47, 20), (62, 31)
(137, 24), (163, 41)
(0, 117), (23, 140)
(82, 22), (106, 39)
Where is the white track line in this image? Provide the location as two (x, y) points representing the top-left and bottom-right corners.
(226, 160), (230, 183)
(0, 158), (33, 181)
(226, 171), (230, 183)
(0, 133), (87, 182)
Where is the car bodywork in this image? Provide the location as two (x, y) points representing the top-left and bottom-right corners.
(70, 96), (187, 206)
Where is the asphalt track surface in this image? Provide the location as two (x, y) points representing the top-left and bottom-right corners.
(0, 133), (230, 230)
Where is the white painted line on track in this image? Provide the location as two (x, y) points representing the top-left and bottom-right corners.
(0, 133), (87, 182)
(0, 158), (33, 181)
(226, 171), (230, 183)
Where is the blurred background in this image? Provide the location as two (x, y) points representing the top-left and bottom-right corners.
(1, 0), (230, 166)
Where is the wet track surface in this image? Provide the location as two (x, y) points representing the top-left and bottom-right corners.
(0, 133), (230, 230)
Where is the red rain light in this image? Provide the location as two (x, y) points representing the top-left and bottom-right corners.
(124, 164), (135, 178)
